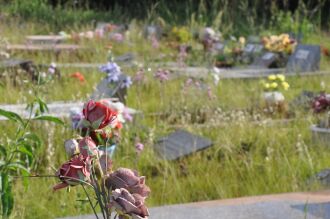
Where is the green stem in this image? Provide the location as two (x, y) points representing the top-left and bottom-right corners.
(82, 184), (99, 219)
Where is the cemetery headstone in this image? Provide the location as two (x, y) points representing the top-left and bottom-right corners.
(114, 53), (134, 63)
(154, 129), (213, 160)
(250, 52), (277, 68)
(144, 25), (163, 40)
(213, 42), (226, 53)
(90, 74), (128, 103)
(286, 44), (320, 73)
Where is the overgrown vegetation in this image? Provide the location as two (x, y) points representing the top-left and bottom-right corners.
(1, 0), (330, 218)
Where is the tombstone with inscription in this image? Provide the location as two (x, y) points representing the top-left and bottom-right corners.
(286, 44), (320, 73)
(90, 74), (129, 103)
(154, 129), (213, 160)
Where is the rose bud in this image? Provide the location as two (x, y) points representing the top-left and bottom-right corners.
(111, 188), (149, 219)
(105, 168), (150, 197)
(64, 139), (79, 157)
(53, 155), (91, 191)
(82, 100), (117, 130)
(78, 137), (98, 159)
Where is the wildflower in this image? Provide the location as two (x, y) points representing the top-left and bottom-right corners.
(154, 69), (170, 82)
(135, 142), (144, 153)
(99, 62), (122, 83)
(48, 62), (56, 75)
(121, 76), (133, 89)
(268, 74), (276, 80)
(70, 72), (85, 83)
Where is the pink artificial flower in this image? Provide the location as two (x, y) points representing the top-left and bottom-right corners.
(82, 100), (118, 129)
(111, 188), (149, 219)
(53, 155), (91, 191)
(105, 168), (150, 197)
(78, 137), (98, 159)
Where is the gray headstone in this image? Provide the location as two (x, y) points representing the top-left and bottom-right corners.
(286, 44), (320, 73)
(90, 75), (127, 103)
(144, 25), (163, 40)
(244, 44), (255, 54)
(250, 52), (277, 68)
(114, 53), (134, 63)
(154, 129), (213, 160)
(247, 35), (260, 43)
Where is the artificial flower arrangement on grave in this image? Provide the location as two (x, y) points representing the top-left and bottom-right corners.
(262, 33), (297, 67)
(261, 74), (290, 105)
(54, 100), (150, 219)
(311, 93), (330, 129)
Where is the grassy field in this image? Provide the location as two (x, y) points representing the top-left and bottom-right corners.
(1, 15), (330, 218)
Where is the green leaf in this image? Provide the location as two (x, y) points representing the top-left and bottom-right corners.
(37, 98), (49, 114)
(0, 109), (24, 125)
(1, 173), (14, 217)
(6, 162), (30, 175)
(32, 115), (65, 126)
(0, 145), (7, 157)
(18, 133), (41, 148)
(17, 146), (33, 158)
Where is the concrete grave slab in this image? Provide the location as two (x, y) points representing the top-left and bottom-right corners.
(250, 52), (277, 68)
(0, 101), (139, 120)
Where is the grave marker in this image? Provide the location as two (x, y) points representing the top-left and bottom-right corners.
(286, 44), (320, 73)
(250, 52), (277, 68)
(154, 129), (213, 160)
(90, 74), (128, 103)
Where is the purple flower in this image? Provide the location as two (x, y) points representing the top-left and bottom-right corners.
(99, 62), (122, 83)
(151, 35), (159, 49)
(121, 76), (133, 89)
(134, 69), (145, 83)
(135, 142), (144, 153)
(48, 62), (56, 75)
(123, 108), (133, 122)
(70, 107), (83, 129)
(154, 69), (170, 82)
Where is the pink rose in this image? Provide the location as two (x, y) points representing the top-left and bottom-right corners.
(53, 155), (91, 191)
(111, 188), (149, 219)
(105, 168), (150, 197)
(82, 100), (117, 129)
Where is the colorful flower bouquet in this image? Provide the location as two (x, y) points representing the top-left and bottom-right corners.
(262, 74), (289, 106)
(54, 100), (150, 219)
(261, 34), (297, 67)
